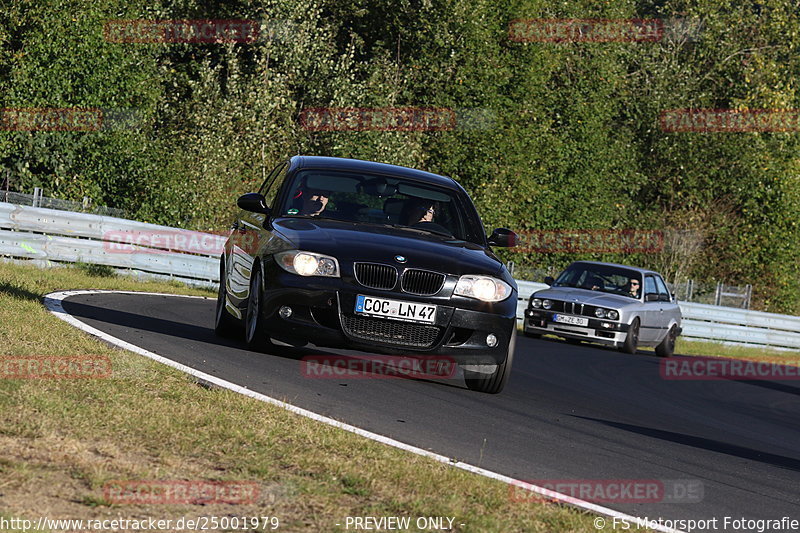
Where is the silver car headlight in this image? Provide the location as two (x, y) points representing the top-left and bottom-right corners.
(607, 310), (619, 320)
(275, 251), (340, 277)
(454, 275), (512, 302)
(531, 298), (542, 309)
(595, 308), (606, 318)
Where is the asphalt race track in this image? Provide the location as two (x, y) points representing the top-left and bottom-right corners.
(59, 292), (800, 531)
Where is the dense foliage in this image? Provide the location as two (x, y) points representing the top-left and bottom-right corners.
(1, 0), (798, 312)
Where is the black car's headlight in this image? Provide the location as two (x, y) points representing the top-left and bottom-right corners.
(454, 275), (512, 302)
(531, 298), (543, 309)
(275, 251), (340, 277)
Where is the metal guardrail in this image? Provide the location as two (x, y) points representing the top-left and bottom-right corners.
(2, 202), (799, 350)
(2, 189), (128, 218)
(0, 202), (218, 286)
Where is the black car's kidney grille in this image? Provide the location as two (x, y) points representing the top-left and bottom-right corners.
(354, 263), (397, 290)
(401, 269), (445, 295)
(341, 315), (439, 348)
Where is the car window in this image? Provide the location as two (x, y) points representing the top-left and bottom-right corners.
(259, 161), (288, 208)
(279, 170), (480, 243)
(644, 275), (657, 298)
(654, 275), (671, 299)
(554, 263), (643, 298)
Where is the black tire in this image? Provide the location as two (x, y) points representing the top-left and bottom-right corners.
(620, 317), (640, 354)
(244, 265), (273, 352)
(655, 324), (678, 357)
(463, 330), (516, 394)
(214, 257), (240, 338)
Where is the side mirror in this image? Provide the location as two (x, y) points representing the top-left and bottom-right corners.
(487, 228), (518, 247)
(660, 294), (672, 302)
(544, 276), (555, 286)
(237, 193), (270, 214)
(645, 293), (660, 302)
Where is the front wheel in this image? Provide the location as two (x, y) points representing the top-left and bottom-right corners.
(214, 258), (240, 338)
(619, 318), (640, 354)
(655, 324), (678, 357)
(244, 266), (273, 352)
(463, 330), (516, 394)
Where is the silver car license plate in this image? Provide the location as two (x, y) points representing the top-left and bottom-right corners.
(355, 294), (437, 323)
(552, 314), (589, 327)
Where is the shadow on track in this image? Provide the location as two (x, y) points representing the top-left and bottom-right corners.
(574, 415), (800, 472)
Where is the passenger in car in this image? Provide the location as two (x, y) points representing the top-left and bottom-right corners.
(583, 274), (603, 291)
(400, 199), (435, 225)
(294, 187), (330, 216)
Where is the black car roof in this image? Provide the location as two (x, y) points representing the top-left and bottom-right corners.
(289, 156), (462, 191)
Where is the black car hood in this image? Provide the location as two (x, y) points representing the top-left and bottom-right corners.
(272, 217), (502, 276)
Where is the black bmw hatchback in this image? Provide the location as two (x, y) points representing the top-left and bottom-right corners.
(214, 156), (518, 393)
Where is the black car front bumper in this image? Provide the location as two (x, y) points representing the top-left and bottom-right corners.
(257, 268), (516, 365)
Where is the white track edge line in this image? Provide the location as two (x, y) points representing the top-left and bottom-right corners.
(44, 289), (684, 533)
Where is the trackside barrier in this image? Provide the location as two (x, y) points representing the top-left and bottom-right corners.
(0, 202), (218, 286)
(2, 202), (799, 349)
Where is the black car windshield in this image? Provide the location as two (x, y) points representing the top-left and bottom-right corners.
(279, 169), (482, 243)
(553, 263), (643, 299)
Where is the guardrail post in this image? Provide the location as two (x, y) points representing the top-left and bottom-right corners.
(714, 282), (721, 306)
(32, 187), (42, 208)
(2, 169), (8, 203)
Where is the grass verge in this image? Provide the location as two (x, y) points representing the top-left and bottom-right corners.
(0, 262), (606, 532)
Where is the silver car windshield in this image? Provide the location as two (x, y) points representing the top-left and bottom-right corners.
(554, 263), (642, 299)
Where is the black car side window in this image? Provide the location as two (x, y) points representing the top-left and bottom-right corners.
(259, 162), (288, 209)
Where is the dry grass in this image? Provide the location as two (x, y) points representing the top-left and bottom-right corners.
(0, 262), (606, 532)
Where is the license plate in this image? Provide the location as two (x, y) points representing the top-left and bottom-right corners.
(552, 314), (589, 327)
(355, 295), (437, 324)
